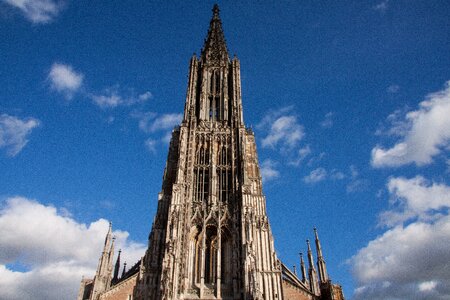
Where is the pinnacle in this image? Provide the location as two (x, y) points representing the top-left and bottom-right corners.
(201, 4), (229, 64)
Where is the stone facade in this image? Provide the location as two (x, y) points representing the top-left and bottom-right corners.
(77, 5), (345, 300)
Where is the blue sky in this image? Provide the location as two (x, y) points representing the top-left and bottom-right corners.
(0, 1), (449, 299)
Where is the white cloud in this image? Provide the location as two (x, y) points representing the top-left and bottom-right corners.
(0, 114), (39, 156)
(91, 92), (122, 108)
(147, 113), (182, 132)
(90, 88), (152, 109)
(373, 0), (389, 12)
(138, 91), (153, 101)
(346, 165), (369, 193)
(136, 112), (182, 133)
(48, 63), (83, 98)
(303, 167), (327, 184)
(3, 0), (65, 24)
(419, 281), (438, 292)
(145, 138), (157, 153)
(379, 176), (450, 227)
(307, 152), (326, 167)
(260, 159), (280, 182)
(371, 81), (450, 168)
(258, 107), (305, 151)
(320, 112), (334, 128)
(0, 196), (146, 300)
(288, 145), (311, 167)
(387, 84), (400, 94)
(350, 176), (450, 299)
(330, 169), (345, 180)
(133, 112), (181, 153)
(262, 115), (304, 149)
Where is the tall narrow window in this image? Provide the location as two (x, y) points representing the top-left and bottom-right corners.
(208, 69), (221, 121)
(194, 137), (210, 204)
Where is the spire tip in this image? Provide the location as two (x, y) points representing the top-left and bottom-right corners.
(212, 4), (220, 16)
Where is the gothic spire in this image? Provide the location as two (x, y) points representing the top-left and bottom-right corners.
(299, 252), (307, 284)
(121, 262), (127, 278)
(201, 4), (229, 64)
(314, 227), (329, 283)
(103, 221), (113, 251)
(90, 222), (114, 299)
(307, 239), (320, 295)
(307, 240), (314, 270)
(113, 249), (121, 283)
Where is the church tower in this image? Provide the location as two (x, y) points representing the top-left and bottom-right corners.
(134, 4), (283, 300)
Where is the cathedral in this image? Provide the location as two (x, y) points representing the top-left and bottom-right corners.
(78, 5), (345, 300)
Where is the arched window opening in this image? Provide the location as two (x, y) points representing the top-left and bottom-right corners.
(188, 226), (202, 286)
(204, 226), (217, 284)
(221, 228), (232, 286)
(208, 69), (222, 121)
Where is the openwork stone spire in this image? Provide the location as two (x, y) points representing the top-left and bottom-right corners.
(201, 4), (229, 65)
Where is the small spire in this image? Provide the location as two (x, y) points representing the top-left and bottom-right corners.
(306, 239), (314, 269)
(112, 249), (121, 282)
(293, 265), (297, 275)
(307, 239), (320, 295)
(299, 252), (307, 283)
(314, 227), (329, 283)
(121, 262), (127, 278)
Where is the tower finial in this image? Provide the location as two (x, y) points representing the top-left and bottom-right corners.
(212, 4), (220, 17)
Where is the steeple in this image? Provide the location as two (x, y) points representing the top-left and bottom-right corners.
(121, 262), (127, 278)
(90, 222), (114, 300)
(182, 4), (243, 125)
(299, 252), (308, 284)
(135, 6), (282, 299)
(104, 221), (112, 250)
(201, 4), (229, 65)
(314, 227), (329, 283)
(307, 239), (320, 296)
(112, 249), (121, 283)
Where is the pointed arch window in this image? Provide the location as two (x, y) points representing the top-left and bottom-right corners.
(194, 136), (210, 204)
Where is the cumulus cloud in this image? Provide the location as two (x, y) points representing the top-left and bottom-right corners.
(0, 114), (40, 156)
(260, 159), (280, 182)
(3, 0), (65, 24)
(350, 176), (450, 299)
(0, 196), (146, 300)
(371, 81), (450, 168)
(303, 167), (327, 184)
(257, 106), (305, 151)
(379, 176), (450, 227)
(48, 63), (83, 98)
